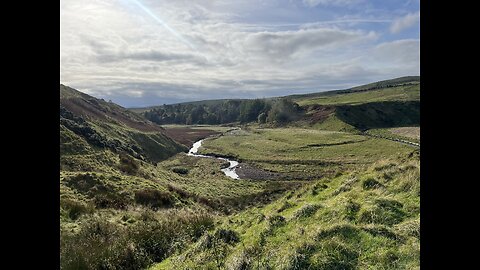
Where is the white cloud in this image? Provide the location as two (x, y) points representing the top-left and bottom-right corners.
(60, 0), (419, 107)
(390, 11), (420, 34)
(302, 0), (362, 7)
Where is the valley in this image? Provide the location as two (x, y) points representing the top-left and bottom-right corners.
(60, 77), (420, 270)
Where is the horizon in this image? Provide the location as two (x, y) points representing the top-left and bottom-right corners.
(60, 0), (419, 108)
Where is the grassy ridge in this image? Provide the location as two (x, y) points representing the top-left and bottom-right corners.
(296, 84), (419, 106)
(152, 153), (420, 269)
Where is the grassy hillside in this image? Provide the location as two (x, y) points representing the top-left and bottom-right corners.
(152, 128), (420, 270)
(295, 84), (419, 106)
(60, 76), (420, 269)
(60, 85), (187, 163)
(296, 81), (420, 134)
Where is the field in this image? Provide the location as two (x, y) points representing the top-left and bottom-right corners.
(295, 83), (420, 106)
(199, 127), (416, 179)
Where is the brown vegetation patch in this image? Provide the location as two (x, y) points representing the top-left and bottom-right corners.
(303, 104), (336, 124)
(388, 127), (420, 140)
(163, 127), (220, 147)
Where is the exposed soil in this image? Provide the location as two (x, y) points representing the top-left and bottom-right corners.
(235, 163), (284, 180)
(303, 104), (336, 124)
(163, 127), (221, 147)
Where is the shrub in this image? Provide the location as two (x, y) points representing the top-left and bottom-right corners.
(60, 198), (93, 220)
(61, 210), (215, 270)
(94, 192), (130, 209)
(65, 173), (98, 193)
(60, 218), (152, 270)
(268, 215), (286, 228)
(172, 167), (189, 175)
(134, 189), (176, 210)
(214, 229), (240, 245)
(118, 152), (139, 175)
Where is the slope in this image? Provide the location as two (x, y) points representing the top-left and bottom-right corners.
(60, 84), (187, 164)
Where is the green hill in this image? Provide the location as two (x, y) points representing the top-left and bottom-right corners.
(132, 76), (420, 133)
(60, 77), (420, 269)
(60, 84), (187, 164)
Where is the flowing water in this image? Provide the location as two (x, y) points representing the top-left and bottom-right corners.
(187, 139), (240, 179)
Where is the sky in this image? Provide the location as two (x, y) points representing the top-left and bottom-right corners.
(60, 0), (420, 108)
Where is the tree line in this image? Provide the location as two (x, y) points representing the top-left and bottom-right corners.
(143, 98), (303, 125)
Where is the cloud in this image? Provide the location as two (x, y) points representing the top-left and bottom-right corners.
(302, 0), (362, 7)
(60, 0), (420, 107)
(390, 11), (420, 34)
(243, 28), (375, 60)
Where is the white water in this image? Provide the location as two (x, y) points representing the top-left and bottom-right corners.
(187, 139), (240, 179)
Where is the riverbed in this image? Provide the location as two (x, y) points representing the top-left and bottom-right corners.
(187, 139), (240, 179)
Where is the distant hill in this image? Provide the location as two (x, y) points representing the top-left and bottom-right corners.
(131, 76), (419, 130)
(287, 76), (420, 100)
(60, 85), (187, 164)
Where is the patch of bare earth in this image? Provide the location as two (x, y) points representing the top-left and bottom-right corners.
(302, 104), (336, 124)
(389, 127), (420, 140)
(163, 127), (220, 147)
(235, 163), (284, 180)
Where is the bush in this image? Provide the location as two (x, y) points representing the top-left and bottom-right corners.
(61, 211), (215, 270)
(119, 152), (139, 175)
(172, 167), (189, 175)
(268, 215), (286, 228)
(94, 192), (130, 209)
(60, 218), (152, 270)
(214, 229), (240, 245)
(60, 198), (93, 220)
(134, 189), (176, 210)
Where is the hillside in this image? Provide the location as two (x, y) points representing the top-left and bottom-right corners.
(60, 85), (187, 164)
(133, 77), (420, 134)
(60, 77), (420, 270)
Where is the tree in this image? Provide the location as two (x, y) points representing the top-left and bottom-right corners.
(257, 112), (267, 124)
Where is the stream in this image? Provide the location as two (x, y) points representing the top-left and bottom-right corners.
(187, 139), (240, 179)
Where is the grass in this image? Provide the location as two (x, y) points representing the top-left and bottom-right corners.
(199, 127), (415, 179)
(367, 127), (420, 144)
(295, 84), (420, 106)
(61, 78), (420, 269)
(152, 153), (419, 270)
